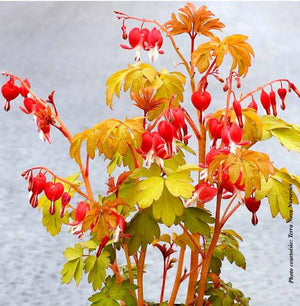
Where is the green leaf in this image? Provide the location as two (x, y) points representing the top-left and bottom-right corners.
(176, 141), (196, 155)
(84, 252), (110, 291)
(209, 255), (222, 274)
(137, 176), (164, 208)
(61, 243), (84, 286)
(182, 207), (214, 236)
(224, 247), (246, 269)
(222, 295), (233, 306)
(152, 188), (184, 226)
(118, 178), (138, 209)
(125, 208), (160, 255)
(89, 276), (137, 306)
(64, 243), (84, 261)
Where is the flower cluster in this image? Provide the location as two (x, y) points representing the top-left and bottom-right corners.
(137, 107), (189, 167)
(1, 75), (57, 143)
(120, 26), (164, 62)
(23, 170), (68, 215)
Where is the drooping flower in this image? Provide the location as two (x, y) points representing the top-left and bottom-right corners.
(44, 181), (64, 215)
(70, 201), (90, 238)
(260, 89), (271, 115)
(112, 212), (127, 243)
(1, 77), (20, 111)
(185, 182), (218, 207)
(144, 27), (164, 62)
(60, 192), (71, 218)
(269, 89), (277, 116)
(233, 99), (243, 128)
(277, 88), (287, 110)
(157, 120), (177, 156)
(247, 98), (258, 111)
(137, 131), (167, 167)
(166, 107), (189, 144)
(245, 196), (261, 225)
(19, 78), (30, 98)
(20, 97), (36, 114)
(120, 27), (149, 62)
(191, 91), (211, 112)
(28, 171), (46, 208)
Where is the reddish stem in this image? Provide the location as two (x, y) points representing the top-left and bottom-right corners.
(85, 154), (90, 178)
(221, 202), (242, 227)
(182, 108), (201, 140)
(238, 79), (294, 103)
(128, 143), (139, 169)
(160, 259), (168, 303)
(23, 166), (89, 200)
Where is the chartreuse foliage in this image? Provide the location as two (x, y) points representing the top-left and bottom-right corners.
(38, 173), (82, 236)
(204, 276), (250, 306)
(125, 208), (160, 255)
(262, 115), (300, 153)
(84, 252), (111, 291)
(89, 276), (137, 306)
(61, 240), (97, 287)
(209, 229), (246, 274)
(5, 2), (300, 306)
(105, 62), (186, 118)
(61, 240), (113, 291)
(129, 163), (200, 226)
(182, 207), (215, 237)
(256, 168), (299, 222)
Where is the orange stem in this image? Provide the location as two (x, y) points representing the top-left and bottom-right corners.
(123, 244), (137, 301)
(220, 194), (237, 223)
(137, 248), (146, 306)
(221, 202), (242, 227)
(169, 246), (186, 306)
(197, 188), (223, 306)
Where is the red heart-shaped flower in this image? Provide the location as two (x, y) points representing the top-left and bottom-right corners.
(44, 182), (64, 202)
(1, 82), (19, 102)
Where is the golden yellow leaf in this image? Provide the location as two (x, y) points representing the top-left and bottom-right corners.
(192, 34), (254, 76)
(223, 34), (254, 77)
(69, 117), (144, 162)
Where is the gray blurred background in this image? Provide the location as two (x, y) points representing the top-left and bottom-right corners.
(0, 1), (300, 305)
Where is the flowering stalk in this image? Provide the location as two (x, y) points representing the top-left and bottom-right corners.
(197, 188), (223, 306)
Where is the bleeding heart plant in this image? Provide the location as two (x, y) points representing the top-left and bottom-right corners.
(2, 3), (300, 306)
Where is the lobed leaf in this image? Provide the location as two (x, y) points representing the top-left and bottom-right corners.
(125, 208), (160, 255)
(152, 188), (184, 226)
(262, 115), (300, 153)
(61, 243), (84, 286)
(165, 3), (224, 37)
(182, 207), (214, 237)
(89, 276), (137, 306)
(84, 252), (110, 291)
